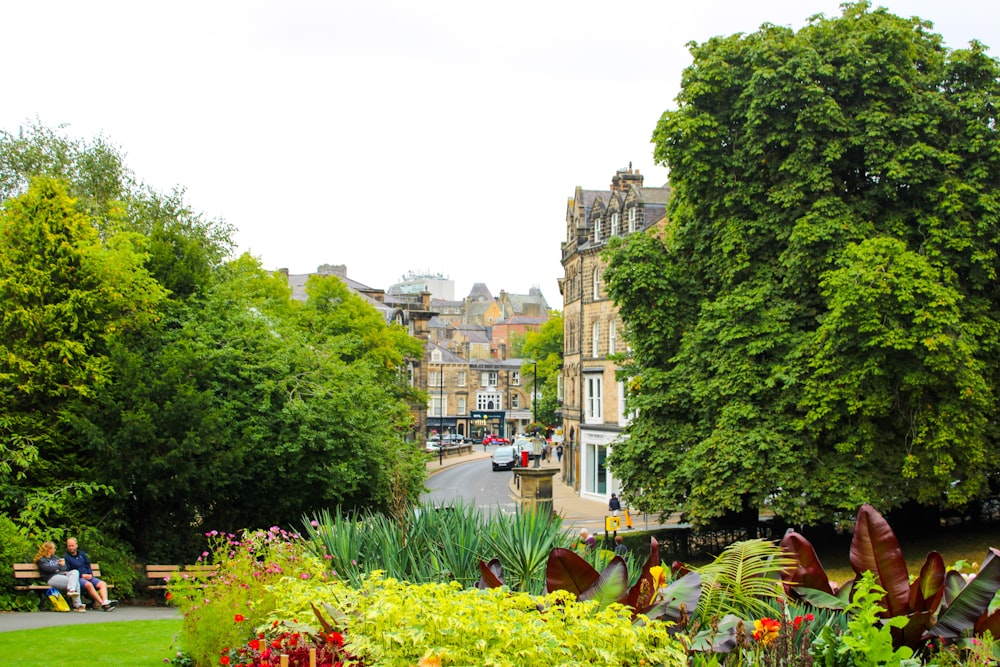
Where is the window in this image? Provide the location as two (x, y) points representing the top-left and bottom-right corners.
(511, 371), (520, 386)
(457, 370), (466, 387)
(608, 319), (616, 355)
(408, 362), (415, 388)
(430, 396), (446, 417)
(477, 393), (503, 410)
(430, 370), (443, 387)
(592, 267), (601, 300)
(512, 394), (520, 409)
(592, 321), (599, 358)
(594, 217), (601, 243)
(610, 212), (619, 236)
(481, 371), (498, 387)
(628, 207), (636, 233)
(457, 397), (467, 415)
(557, 374), (563, 401)
(585, 375), (603, 423)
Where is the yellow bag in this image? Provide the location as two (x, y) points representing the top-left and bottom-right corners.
(46, 587), (70, 612)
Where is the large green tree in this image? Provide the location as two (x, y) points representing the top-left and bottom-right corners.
(1, 124), (428, 560)
(0, 177), (165, 487)
(605, 2), (1000, 527)
(520, 313), (564, 428)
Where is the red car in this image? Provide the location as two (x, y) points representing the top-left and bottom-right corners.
(482, 434), (509, 446)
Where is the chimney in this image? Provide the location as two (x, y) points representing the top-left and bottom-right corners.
(611, 166), (644, 193)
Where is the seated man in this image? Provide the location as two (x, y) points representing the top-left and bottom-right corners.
(64, 537), (117, 611)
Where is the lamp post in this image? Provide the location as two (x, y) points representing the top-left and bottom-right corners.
(532, 360), (538, 432)
(438, 363), (444, 466)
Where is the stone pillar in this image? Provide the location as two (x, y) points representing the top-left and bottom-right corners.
(516, 467), (558, 516)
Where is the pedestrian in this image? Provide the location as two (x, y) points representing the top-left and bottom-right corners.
(579, 528), (596, 552)
(556, 444), (563, 462)
(614, 535), (628, 557)
(609, 493), (621, 517)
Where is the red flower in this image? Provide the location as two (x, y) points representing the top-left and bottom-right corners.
(165, 592), (173, 600)
(234, 613), (245, 622)
(327, 631), (344, 646)
(220, 657), (231, 665)
(248, 639), (260, 651)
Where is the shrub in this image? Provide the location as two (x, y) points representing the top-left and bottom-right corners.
(267, 573), (688, 666)
(0, 513), (36, 610)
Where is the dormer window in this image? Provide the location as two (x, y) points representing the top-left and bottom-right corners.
(610, 213), (619, 236)
(431, 349), (442, 363)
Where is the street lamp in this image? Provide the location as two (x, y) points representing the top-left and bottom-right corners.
(438, 362), (444, 466)
(532, 360), (538, 432)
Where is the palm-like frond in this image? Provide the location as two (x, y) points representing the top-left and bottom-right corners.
(693, 538), (795, 621)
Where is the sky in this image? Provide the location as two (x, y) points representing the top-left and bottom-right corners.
(4, 1), (1000, 304)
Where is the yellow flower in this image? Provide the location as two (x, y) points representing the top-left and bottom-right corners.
(648, 566), (666, 590)
(418, 655), (442, 667)
(752, 617), (781, 645)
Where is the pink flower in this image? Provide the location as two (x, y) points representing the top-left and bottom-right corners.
(300, 573), (310, 580)
(311, 520), (319, 528)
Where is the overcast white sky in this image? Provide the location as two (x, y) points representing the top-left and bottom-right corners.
(4, 1), (999, 303)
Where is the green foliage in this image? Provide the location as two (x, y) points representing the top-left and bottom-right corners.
(268, 574), (688, 667)
(519, 312), (563, 426)
(693, 539), (796, 622)
(0, 513), (36, 610)
(605, 1), (1000, 527)
(303, 502), (570, 594)
(812, 572), (919, 667)
(169, 527), (325, 667)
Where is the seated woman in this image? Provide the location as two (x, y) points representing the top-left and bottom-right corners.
(34, 541), (86, 612)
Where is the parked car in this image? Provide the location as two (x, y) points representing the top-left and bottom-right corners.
(491, 446), (517, 471)
(441, 434), (466, 446)
(482, 434), (509, 446)
(512, 437), (542, 460)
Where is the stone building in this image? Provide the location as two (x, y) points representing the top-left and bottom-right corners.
(558, 166), (669, 502)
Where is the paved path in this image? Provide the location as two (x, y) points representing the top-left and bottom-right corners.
(0, 605), (180, 633)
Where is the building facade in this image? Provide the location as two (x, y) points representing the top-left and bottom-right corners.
(559, 167), (669, 502)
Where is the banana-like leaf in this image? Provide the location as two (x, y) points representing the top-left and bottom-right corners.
(578, 556), (630, 609)
(545, 547), (599, 597)
(793, 585), (847, 610)
(908, 551), (945, 613)
(928, 548), (1000, 639)
(849, 504), (911, 618)
(475, 557), (504, 589)
(686, 612), (739, 653)
(781, 528), (833, 595)
(974, 608), (1000, 637)
(644, 571), (702, 624)
(941, 570), (965, 608)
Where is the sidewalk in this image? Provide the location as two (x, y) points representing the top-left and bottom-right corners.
(0, 605), (180, 633)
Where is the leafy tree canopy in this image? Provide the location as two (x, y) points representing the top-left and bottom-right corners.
(521, 312), (563, 427)
(605, 2), (1000, 527)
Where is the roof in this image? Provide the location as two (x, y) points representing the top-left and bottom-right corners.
(467, 283), (493, 301)
(424, 342), (467, 364)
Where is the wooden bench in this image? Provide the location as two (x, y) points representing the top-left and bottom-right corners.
(13, 562), (112, 610)
(145, 563), (218, 603)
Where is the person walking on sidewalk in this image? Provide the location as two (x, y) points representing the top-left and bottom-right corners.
(609, 493), (622, 517)
(556, 444), (563, 462)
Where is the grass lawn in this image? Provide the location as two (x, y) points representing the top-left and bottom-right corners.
(819, 525), (998, 585)
(0, 619), (183, 666)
